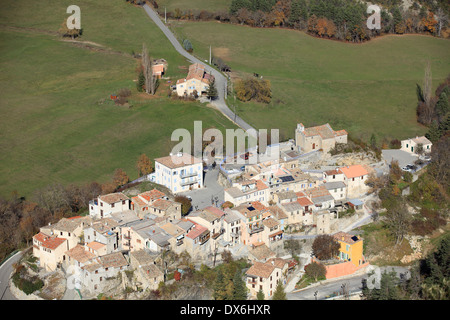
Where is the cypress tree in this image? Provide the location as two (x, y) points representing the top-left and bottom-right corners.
(137, 70), (145, 92)
(272, 281), (287, 300)
(256, 288), (265, 300)
(206, 74), (218, 101)
(213, 269), (226, 300)
(233, 270), (247, 300)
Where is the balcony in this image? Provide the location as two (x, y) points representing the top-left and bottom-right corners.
(249, 226), (264, 235)
(180, 177), (199, 187)
(199, 233), (210, 245)
(180, 171), (198, 179)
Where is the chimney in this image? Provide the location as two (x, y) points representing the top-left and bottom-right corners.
(271, 260), (274, 265)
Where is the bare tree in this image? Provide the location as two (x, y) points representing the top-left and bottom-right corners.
(435, 8), (448, 37)
(142, 44), (158, 95)
(385, 200), (411, 246)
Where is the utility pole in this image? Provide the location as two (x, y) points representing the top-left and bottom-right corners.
(234, 95), (237, 123)
(209, 45), (212, 65)
(164, 7), (167, 23)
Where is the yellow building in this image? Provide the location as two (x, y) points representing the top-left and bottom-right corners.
(333, 231), (365, 267)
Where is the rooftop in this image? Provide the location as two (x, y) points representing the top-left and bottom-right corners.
(299, 123), (347, 140)
(248, 244), (276, 261)
(333, 231), (362, 244)
(246, 261), (276, 278)
(324, 181), (347, 190)
(404, 136), (432, 145)
(99, 252), (128, 269)
(155, 153), (202, 169)
(65, 244), (96, 263)
(130, 249), (155, 266)
(339, 164), (369, 179)
(33, 232), (67, 250)
(99, 192), (129, 204)
(140, 189), (166, 202)
(185, 220), (209, 239)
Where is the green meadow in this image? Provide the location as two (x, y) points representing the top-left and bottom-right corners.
(155, 0), (232, 12)
(170, 20), (450, 141)
(0, 0), (236, 198)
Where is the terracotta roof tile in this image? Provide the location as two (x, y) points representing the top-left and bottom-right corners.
(246, 261), (276, 278)
(339, 165), (369, 179)
(333, 231), (362, 244)
(99, 193), (129, 204)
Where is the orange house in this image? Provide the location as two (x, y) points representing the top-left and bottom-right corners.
(333, 231), (365, 267)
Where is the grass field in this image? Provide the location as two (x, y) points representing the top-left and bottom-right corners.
(155, 0), (232, 12)
(0, 0), (237, 198)
(170, 20), (450, 141)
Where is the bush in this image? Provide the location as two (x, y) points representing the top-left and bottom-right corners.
(12, 270), (44, 295)
(182, 39), (193, 52)
(235, 77), (271, 103)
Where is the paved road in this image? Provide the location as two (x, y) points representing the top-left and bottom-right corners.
(0, 251), (22, 300)
(179, 168), (224, 210)
(287, 266), (409, 300)
(142, 4), (257, 138)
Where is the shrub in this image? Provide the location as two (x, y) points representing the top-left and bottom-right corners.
(182, 39), (193, 52)
(305, 262), (327, 282)
(235, 77), (271, 103)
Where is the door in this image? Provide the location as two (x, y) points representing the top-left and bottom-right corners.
(312, 143), (315, 150)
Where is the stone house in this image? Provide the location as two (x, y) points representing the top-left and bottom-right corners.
(295, 123), (347, 153)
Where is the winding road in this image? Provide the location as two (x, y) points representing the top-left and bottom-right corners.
(0, 251), (21, 300)
(142, 4), (257, 138)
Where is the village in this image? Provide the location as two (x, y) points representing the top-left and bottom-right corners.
(22, 79), (433, 300)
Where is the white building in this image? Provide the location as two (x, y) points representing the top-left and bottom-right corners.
(154, 153), (204, 194)
(176, 63), (213, 97)
(339, 165), (370, 198)
(89, 193), (130, 219)
(224, 179), (269, 207)
(401, 136), (432, 154)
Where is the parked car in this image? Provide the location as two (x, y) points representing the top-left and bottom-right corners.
(186, 195), (192, 201)
(401, 166), (411, 172)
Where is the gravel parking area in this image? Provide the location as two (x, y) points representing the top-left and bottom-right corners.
(382, 149), (419, 169)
